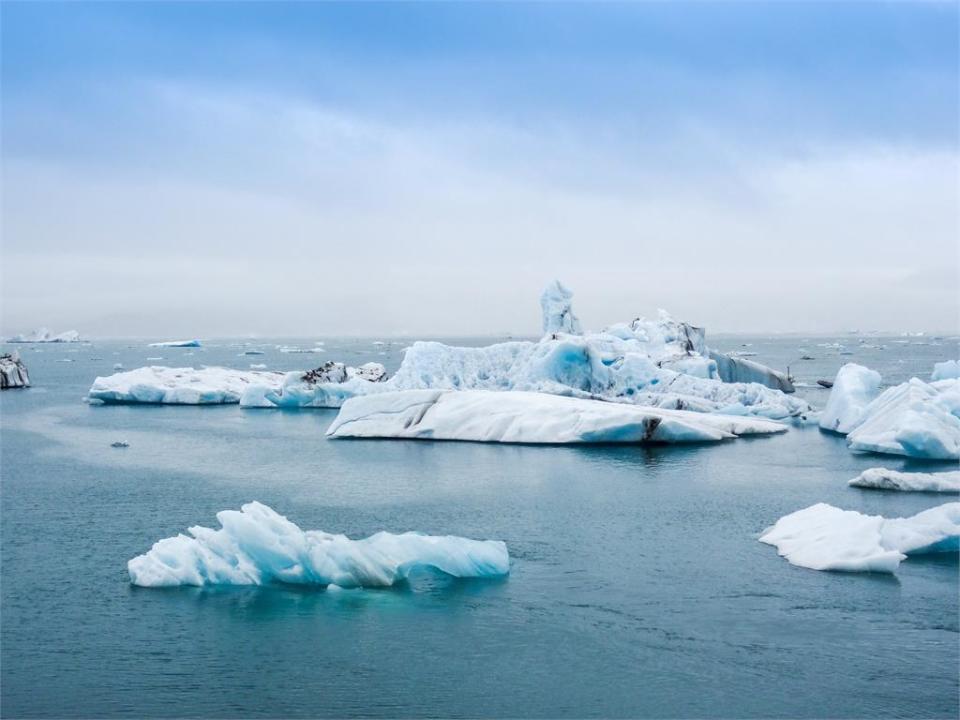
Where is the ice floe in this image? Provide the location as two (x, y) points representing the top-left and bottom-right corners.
(89, 366), (284, 404)
(128, 501), (509, 588)
(148, 339), (201, 348)
(760, 502), (960, 573)
(849, 468), (960, 493)
(326, 389), (786, 444)
(6, 328), (80, 343)
(0, 352), (30, 389)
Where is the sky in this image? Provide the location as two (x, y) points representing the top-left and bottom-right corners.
(2, 1), (957, 337)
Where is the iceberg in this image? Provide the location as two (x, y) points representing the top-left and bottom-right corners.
(148, 339), (201, 348)
(6, 328), (80, 343)
(760, 502), (960, 573)
(541, 280), (582, 335)
(239, 362), (388, 408)
(326, 389), (786, 444)
(128, 501), (509, 588)
(0, 352), (30, 389)
(932, 360), (960, 381)
(819, 363), (882, 433)
(820, 362), (960, 460)
(89, 366), (284, 404)
(847, 378), (960, 460)
(849, 468), (960, 493)
(709, 351), (794, 393)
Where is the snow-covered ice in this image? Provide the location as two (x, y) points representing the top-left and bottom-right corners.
(760, 502), (960, 572)
(0, 352), (30, 389)
(932, 360), (960, 381)
(6, 328), (80, 343)
(326, 389), (786, 444)
(89, 366), (284, 404)
(128, 501), (509, 588)
(148, 339), (201, 348)
(819, 363), (882, 434)
(849, 468), (960, 493)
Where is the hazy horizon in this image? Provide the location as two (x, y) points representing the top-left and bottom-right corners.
(2, 3), (957, 338)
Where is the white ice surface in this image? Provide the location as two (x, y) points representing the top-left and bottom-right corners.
(326, 389), (786, 444)
(128, 501), (509, 587)
(819, 363), (881, 434)
(760, 502), (960, 572)
(89, 366), (284, 404)
(849, 468), (960, 493)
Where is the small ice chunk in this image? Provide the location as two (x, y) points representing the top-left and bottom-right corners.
(849, 468), (960, 493)
(760, 502), (960, 573)
(932, 360), (960, 381)
(148, 339), (201, 348)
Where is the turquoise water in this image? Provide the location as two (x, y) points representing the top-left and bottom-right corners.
(1, 336), (957, 718)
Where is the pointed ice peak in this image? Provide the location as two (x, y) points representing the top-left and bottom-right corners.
(540, 280), (582, 335)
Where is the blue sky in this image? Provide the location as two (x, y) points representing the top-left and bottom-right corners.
(2, 2), (957, 336)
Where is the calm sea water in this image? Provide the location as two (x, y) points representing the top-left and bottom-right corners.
(2, 335), (957, 718)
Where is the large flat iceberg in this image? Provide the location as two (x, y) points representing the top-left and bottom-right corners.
(128, 501), (509, 588)
(326, 389), (786, 444)
(849, 468), (960, 493)
(760, 502), (960, 573)
(89, 366), (284, 404)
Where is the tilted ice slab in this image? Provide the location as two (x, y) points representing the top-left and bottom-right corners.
(819, 363), (882, 434)
(6, 328), (80, 343)
(847, 378), (960, 460)
(760, 502), (960, 573)
(240, 362), (387, 409)
(849, 468), (960, 493)
(128, 501), (509, 588)
(148, 339), (202, 348)
(326, 389), (786, 444)
(89, 366), (284, 404)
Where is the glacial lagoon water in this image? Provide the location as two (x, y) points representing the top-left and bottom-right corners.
(1, 335), (957, 718)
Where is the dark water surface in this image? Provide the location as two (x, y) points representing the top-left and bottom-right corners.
(2, 336), (957, 718)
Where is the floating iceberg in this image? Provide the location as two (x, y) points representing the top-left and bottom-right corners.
(128, 501), (509, 588)
(819, 362), (960, 461)
(847, 378), (960, 460)
(89, 366), (284, 404)
(6, 328), (80, 343)
(326, 389), (786, 444)
(849, 468), (960, 493)
(709, 351), (794, 393)
(0, 352), (30, 389)
(819, 363), (882, 433)
(148, 339), (201, 348)
(240, 362), (388, 408)
(932, 360), (960, 381)
(760, 502), (960, 573)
